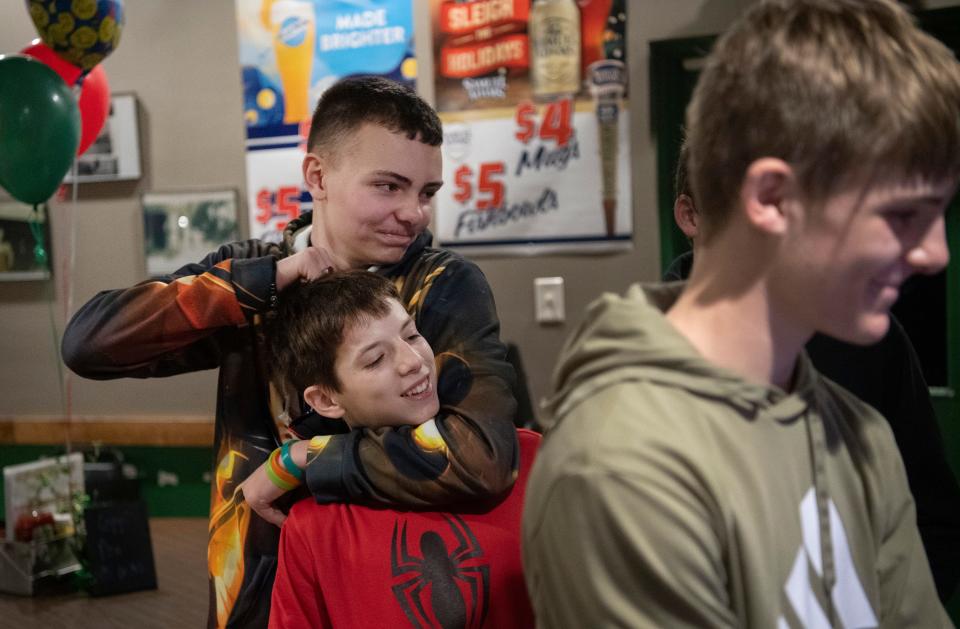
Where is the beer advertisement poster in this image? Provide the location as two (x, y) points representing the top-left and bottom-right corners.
(235, 0), (417, 242)
(432, 0), (631, 254)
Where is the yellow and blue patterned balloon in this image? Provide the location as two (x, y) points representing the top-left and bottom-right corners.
(25, 0), (124, 75)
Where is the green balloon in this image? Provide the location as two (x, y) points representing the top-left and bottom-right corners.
(0, 55), (80, 205)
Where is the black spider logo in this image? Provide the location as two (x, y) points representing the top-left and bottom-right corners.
(391, 514), (490, 629)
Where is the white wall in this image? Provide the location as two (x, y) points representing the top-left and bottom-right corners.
(3, 1), (946, 423)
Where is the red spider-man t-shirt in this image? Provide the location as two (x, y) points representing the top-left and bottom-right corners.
(269, 429), (539, 629)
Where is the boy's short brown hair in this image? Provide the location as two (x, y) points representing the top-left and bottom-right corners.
(686, 0), (960, 240)
(266, 271), (401, 393)
(306, 76), (443, 160)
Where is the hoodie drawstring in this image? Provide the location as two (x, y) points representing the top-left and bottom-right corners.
(806, 405), (838, 625)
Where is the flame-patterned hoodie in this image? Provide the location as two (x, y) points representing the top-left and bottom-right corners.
(62, 211), (519, 628)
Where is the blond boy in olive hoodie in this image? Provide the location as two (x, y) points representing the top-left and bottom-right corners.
(522, 1), (960, 627)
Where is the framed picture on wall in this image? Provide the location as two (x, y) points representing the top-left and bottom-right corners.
(0, 201), (51, 281)
(142, 189), (240, 277)
(64, 93), (142, 183)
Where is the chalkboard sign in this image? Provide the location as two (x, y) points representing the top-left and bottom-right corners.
(83, 501), (158, 596)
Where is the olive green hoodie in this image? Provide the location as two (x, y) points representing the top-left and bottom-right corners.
(522, 283), (948, 628)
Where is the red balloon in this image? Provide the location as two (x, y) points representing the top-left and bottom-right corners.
(21, 40), (111, 155)
(21, 39), (81, 84)
(76, 65), (110, 155)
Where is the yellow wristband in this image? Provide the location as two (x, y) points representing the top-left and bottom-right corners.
(265, 454), (297, 491)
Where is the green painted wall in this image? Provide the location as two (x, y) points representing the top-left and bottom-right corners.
(0, 445), (212, 522)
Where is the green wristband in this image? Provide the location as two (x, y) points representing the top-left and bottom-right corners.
(280, 440), (304, 480)
(265, 454), (297, 491)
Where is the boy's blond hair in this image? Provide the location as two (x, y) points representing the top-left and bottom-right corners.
(686, 0), (960, 241)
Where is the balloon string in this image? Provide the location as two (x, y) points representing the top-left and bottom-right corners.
(32, 200), (71, 451)
(33, 162), (80, 454)
(53, 162), (81, 451)
(28, 203), (47, 269)
(46, 267), (69, 451)
(64, 164), (79, 446)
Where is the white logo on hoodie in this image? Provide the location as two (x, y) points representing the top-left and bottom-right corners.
(778, 488), (877, 628)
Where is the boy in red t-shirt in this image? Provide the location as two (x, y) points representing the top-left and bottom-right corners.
(263, 271), (536, 629)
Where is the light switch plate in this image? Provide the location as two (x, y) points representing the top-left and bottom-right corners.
(534, 277), (565, 324)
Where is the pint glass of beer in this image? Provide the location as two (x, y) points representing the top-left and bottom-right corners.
(271, 0), (316, 125)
